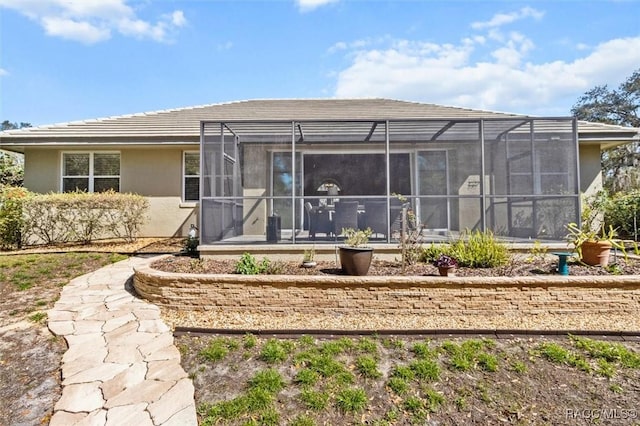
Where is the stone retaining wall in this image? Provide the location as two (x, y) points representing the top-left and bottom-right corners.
(133, 262), (640, 317)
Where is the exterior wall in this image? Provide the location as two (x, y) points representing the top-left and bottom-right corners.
(578, 144), (603, 196)
(22, 146), (198, 237)
(242, 144), (269, 236)
(24, 148), (59, 193)
(134, 263), (640, 317)
(141, 197), (197, 237)
(121, 149), (182, 195)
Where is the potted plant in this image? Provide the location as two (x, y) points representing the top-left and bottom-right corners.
(338, 227), (373, 276)
(565, 222), (623, 267)
(301, 247), (317, 268)
(434, 254), (458, 276)
(565, 191), (628, 267)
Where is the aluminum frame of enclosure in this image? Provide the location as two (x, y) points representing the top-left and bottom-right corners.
(199, 117), (579, 245)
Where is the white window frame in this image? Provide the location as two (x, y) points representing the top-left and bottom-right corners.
(183, 151), (200, 202)
(61, 151), (121, 193)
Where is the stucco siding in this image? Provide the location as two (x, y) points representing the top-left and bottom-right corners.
(142, 197), (197, 237)
(120, 148), (185, 196)
(579, 145), (603, 196)
(24, 148), (59, 193)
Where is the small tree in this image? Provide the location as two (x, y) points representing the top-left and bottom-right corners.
(0, 151), (23, 187)
(0, 186), (29, 249)
(1, 120), (30, 188)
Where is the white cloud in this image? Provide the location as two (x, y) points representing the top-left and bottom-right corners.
(295, 0), (339, 12)
(471, 6), (544, 30)
(332, 30), (640, 115)
(0, 68), (8, 77)
(42, 16), (110, 43)
(0, 0), (187, 44)
(170, 10), (186, 27)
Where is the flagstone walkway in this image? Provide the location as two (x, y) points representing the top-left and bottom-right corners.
(47, 257), (197, 426)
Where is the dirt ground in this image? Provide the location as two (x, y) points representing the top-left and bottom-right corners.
(0, 238), (178, 426)
(178, 333), (640, 426)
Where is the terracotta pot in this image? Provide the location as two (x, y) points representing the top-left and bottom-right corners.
(580, 240), (612, 267)
(339, 247), (373, 276)
(438, 266), (456, 277)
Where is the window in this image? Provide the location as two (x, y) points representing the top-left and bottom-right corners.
(62, 152), (120, 192)
(183, 151), (200, 201)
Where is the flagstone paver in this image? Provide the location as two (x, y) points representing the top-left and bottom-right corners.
(48, 257), (197, 426)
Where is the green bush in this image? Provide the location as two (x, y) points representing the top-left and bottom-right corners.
(605, 190), (640, 241)
(20, 190), (148, 245)
(0, 186), (29, 249)
(421, 230), (509, 268)
(235, 252), (271, 275)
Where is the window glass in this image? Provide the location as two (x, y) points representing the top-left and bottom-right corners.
(94, 153), (120, 176)
(94, 178), (120, 193)
(185, 152), (199, 175)
(184, 152), (200, 201)
(184, 177), (199, 201)
(64, 154), (89, 176)
(63, 177), (89, 192)
(62, 152), (120, 193)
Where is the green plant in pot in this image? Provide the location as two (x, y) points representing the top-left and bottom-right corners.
(338, 227), (373, 276)
(302, 247), (317, 268)
(565, 223), (623, 267)
(565, 191), (626, 267)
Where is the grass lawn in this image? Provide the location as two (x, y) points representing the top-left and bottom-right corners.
(0, 252), (127, 321)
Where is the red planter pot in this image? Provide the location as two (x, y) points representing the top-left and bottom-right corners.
(580, 241), (612, 267)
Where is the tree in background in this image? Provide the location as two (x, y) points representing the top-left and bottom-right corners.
(1, 120), (31, 187)
(572, 69), (640, 193)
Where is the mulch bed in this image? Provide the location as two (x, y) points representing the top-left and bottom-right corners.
(152, 254), (640, 277)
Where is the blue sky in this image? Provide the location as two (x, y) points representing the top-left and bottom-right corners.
(0, 0), (639, 126)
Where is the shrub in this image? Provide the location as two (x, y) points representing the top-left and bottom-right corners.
(235, 252), (270, 275)
(20, 191), (148, 245)
(605, 190), (640, 241)
(0, 186), (29, 249)
(421, 230), (509, 268)
(449, 230), (509, 267)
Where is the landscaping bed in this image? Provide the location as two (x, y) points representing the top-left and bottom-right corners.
(151, 253), (640, 276)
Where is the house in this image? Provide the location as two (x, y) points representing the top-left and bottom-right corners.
(1, 99), (638, 245)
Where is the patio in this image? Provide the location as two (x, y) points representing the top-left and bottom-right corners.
(199, 117), (580, 246)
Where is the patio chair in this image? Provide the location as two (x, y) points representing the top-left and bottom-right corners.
(305, 201), (332, 240)
(364, 201), (388, 238)
(333, 201), (359, 238)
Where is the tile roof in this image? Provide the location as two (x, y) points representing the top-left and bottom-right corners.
(1, 98), (637, 146)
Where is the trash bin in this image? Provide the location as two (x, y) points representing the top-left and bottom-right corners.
(267, 215), (281, 242)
